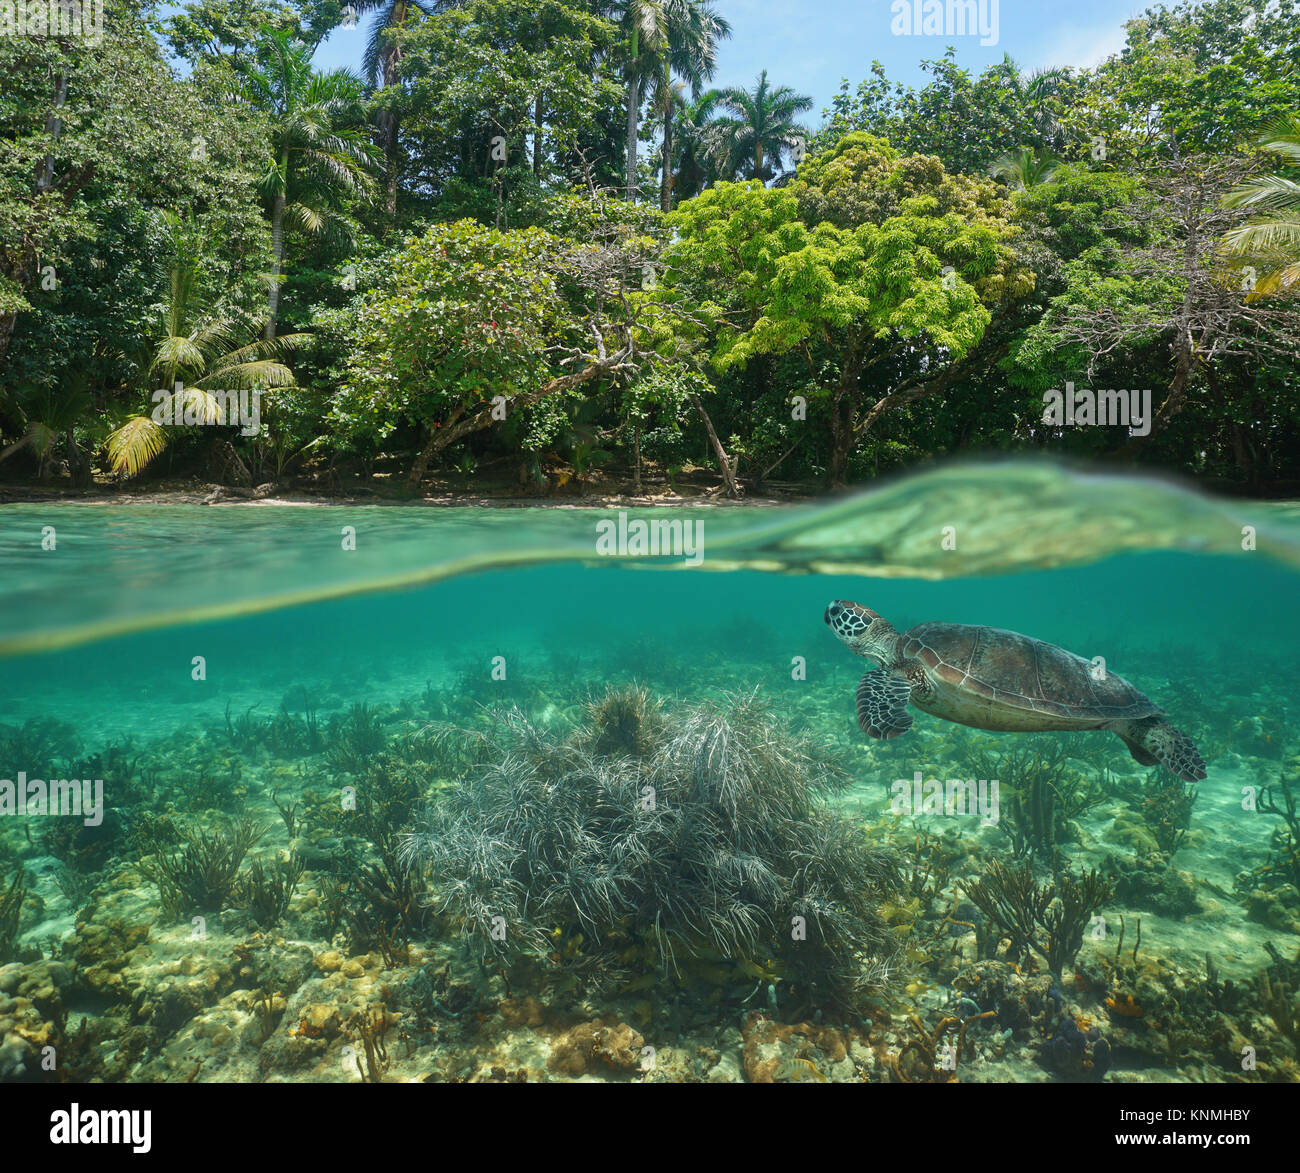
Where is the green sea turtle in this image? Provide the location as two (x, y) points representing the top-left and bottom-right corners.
(824, 600), (1206, 782)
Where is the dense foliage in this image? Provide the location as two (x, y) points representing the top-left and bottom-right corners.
(2, 0), (1298, 494)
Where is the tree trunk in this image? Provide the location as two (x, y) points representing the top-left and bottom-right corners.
(37, 73), (67, 194)
(689, 393), (740, 497)
(408, 427), (441, 492)
(1228, 420), (1256, 487)
(847, 339), (1006, 474)
(659, 62), (673, 211)
(382, 112), (400, 217)
(407, 349), (638, 490)
(379, 11), (407, 218)
(829, 385), (852, 489)
(625, 76), (640, 199)
(632, 423), (642, 494)
(625, 30), (640, 199)
(65, 428), (91, 489)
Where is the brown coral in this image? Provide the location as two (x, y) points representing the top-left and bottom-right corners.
(547, 1019), (645, 1077)
(741, 1013), (851, 1083)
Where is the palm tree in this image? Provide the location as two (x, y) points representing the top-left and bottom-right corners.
(652, 0), (730, 210)
(615, 0), (665, 199)
(671, 88), (724, 200)
(1222, 113), (1300, 299)
(711, 70), (813, 182)
(0, 381), (96, 486)
(988, 146), (1061, 191)
(105, 213), (306, 478)
(346, 0), (449, 214)
(240, 32), (378, 339)
(994, 56), (1072, 150)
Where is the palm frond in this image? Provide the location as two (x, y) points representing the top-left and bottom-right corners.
(198, 360), (297, 390)
(1222, 214), (1300, 254)
(106, 416), (168, 477)
(1222, 174), (1300, 213)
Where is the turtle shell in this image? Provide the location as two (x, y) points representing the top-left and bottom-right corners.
(900, 622), (1160, 721)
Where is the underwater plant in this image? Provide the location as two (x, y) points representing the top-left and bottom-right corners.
(0, 868), (26, 964)
(324, 703), (389, 775)
(970, 737), (1101, 864)
(42, 807), (124, 874)
(263, 705), (324, 757)
(310, 749), (431, 845)
(891, 1005), (996, 1083)
(66, 739), (155, 809)
(580, 683), (665, 758)
(400, 689), (902, 1012)
(235, 852), (305, 929)
(303, 748), (437, 955)
(0, 717), (81, 772)
(965, 860), (1113, 979)
(1140, 769), (1198, 858)
(900, 826), (966, 906)
(1255, 942), (1300, 1055)
(136, 815), (267, 919)
(271, 786), (301, 839)
(1252, 772), (1300, 895)
(224, 702), (264, 750)
(224, 697), (324, 758)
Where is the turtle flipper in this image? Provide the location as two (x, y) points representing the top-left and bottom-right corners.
(1117, 734), (1159, 767)
(856, 669), (913, 740)
(1117, 718), (1207, 782)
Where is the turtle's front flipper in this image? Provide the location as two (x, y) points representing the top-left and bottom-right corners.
(1116, 717), (1207, 782)
(856, 669), (913, 740)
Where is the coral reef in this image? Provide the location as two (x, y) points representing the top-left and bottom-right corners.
(547, 1019), (645, 1077)
(0, 627), (1290, 1086)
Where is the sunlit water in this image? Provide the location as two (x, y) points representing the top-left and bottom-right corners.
(2, 461), (1298, 1082)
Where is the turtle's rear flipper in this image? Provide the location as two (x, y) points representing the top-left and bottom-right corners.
(857, 669), (913, 740)
(1117, 718), (1207, 782)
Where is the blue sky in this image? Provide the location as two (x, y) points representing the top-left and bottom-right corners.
(306, 0), (1153, 120)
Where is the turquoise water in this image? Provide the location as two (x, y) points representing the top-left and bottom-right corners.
(2, 463), (1299, 1083)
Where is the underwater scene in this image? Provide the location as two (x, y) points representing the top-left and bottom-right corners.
(2, 464), (1299, 1086)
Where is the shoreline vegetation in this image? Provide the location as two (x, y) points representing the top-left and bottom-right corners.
(3, 2), (1299, 505)
(3, 459), (1295, 507)
(0, 467), (807, 507)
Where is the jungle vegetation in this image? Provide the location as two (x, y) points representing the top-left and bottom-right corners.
(2, 0), (1298, 496)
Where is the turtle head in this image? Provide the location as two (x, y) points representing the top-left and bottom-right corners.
(825, 600), (898, 661)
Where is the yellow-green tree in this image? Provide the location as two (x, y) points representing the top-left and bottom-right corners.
(660, 134), (1031, 485)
